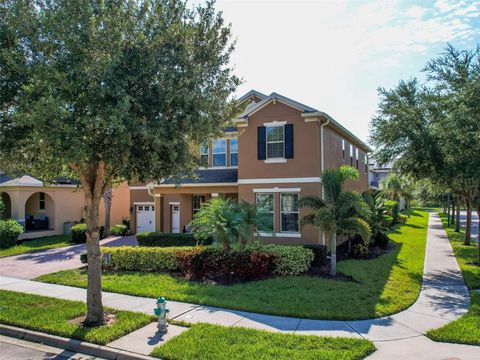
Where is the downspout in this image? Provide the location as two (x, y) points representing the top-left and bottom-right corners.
(320, 118), (330, 246)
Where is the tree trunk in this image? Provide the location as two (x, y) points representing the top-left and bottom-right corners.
(476, 208), (480, 266)
(103, 187), (112, 236)
(451, 201), (455, 225)
(330, 232), (337, 277)
(464, 199), (472, 246)
(84, 192), (105, 326)
(447, 194), (451, 227)
(455, 199), (461, 232)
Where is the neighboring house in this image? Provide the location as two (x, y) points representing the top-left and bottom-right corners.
(368, 159), (392, 190)
(129, 90), (371, 247)
(0, 172), (130, 240)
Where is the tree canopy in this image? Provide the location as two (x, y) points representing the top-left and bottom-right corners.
(0, 0), (239, 325)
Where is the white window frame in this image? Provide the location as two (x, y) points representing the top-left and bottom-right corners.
(39, 192), (46, 211)
(212, 139), (227, 167)
(255, 193), (274, 234)
(355, 148), (359, 169)
(342, 139), (346, 160)
(200, 144), (209, 167)
(364, 154), (368, 173)
(280, 193), (299, 233)
(230, 138), (238, 167)
(350, 144), (354, 167)
(265, 124), (285, 160)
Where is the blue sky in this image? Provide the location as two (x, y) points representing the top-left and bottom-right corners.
(210, 0), (480, 143)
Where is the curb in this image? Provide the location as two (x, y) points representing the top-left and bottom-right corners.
(0, 324), (155, 360)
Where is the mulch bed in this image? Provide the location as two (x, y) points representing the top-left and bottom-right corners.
(69, 313), (117, 327)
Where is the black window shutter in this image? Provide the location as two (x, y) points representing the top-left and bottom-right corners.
(285, 124), (294, 159)
(257, 126), (266, 160)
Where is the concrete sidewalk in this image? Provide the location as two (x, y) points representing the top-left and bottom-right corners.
(1, 213), (479, 359)
(0, 235), (137, 279)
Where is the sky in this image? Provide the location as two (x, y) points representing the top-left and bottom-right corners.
(208, 0), (480, 144)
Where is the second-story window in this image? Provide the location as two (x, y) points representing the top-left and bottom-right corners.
(266, 125), (284, 159)
(200, 144), (209, 167)
(342, 139), (346, 160)
(212, 140), (226, 167)
(230, 138), (238, 166)
(350, 144), (354, 166)
(355, 148), (359, 169)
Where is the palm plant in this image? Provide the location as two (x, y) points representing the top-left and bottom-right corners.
(236, 201), (271, 250)
(362, 191), (390, 247)
(190, 197), (243, 251)
(299, 166), (371, 276)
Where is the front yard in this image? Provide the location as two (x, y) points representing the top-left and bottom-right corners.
(0, 290), (154, 345)
(426, 213), (480, 345)
(37, 209), (429, 320)
(151, 323), (375, 360)
(0, 235), (73, 258)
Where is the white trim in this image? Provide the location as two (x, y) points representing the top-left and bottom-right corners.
(264, 158), (287, 164)
(199, 166), (238, 170)
(257, 232), (301, 238)
(134, 202), (155, 206)
(248, 98), (306, 117)
(156, 182), (237, 187)
(169, 201), (180, 205)
(253, 187), (301, 193)
(263, 120), (286, 127)
(130, 186), (149, 190)
(238, 177), (321, 184)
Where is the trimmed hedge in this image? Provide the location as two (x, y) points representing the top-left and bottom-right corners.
(0, 219), (23, 249)
(101, 246), (193, 272)
(71, 224), (105, 243)
(247, 243), (314, 276)
(176, 247), (277, 283)
(110, 224), (128, 236)
(137, 232), (213, 247)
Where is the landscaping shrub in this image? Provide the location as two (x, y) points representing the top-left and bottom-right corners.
(137, 232), (212, 247)
(0, 219), (23, 249)
(71, 224), (105, 243)
(101, 246), (191, 272)
(398, 213), (408, 224)
(373, 231), (390, 248)
(303, 244), (327, 266)
(121, 217), (130, 229)
(248, 243), (314, 275)
(176, 247), (277, 283)
(385, 200), (400, 225)
(110, 224), (128, 236)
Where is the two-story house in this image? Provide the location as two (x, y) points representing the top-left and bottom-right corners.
(129, 90), (371, 247)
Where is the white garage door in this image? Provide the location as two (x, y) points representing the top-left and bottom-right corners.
(136, 204), (155, 233)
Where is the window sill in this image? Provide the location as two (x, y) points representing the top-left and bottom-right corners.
(264, 158), (287, 164)
(256, 232), (301, 238)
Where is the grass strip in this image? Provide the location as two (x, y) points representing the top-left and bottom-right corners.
(151, 323), (375, 360)
(0, 290), (154, 345)
(0, 235), (73, 258)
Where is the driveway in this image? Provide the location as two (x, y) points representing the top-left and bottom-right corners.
(460, 210), (479, 242)
(0, 235), (137, 280)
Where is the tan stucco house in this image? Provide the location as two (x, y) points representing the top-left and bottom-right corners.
(129, 90), (371, 248)
(0, 172), (130, 240)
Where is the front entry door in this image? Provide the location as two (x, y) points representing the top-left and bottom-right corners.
(171, 205), (180, 233)
(136, 204), (155, 233)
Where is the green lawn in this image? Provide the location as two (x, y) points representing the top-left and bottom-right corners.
(37, 209), (429, 320)
(0, 290), (154, 345)
(426, 213), (480, 346)
(0, 235), (73, 258)
(151, 323), (375, 360)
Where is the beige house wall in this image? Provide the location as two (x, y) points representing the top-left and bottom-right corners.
(98, 181), (130, 227)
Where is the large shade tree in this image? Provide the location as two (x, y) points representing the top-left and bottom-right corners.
(0, 0), (239, 325)
(299, 166), (371, 276)
(370, 45), (480, 261)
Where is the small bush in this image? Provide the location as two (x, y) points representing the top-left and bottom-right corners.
(303, 245), (327, 267)
(121, 217), (130, 229)
(385, 200), (400, 225)
(373, 231), (389, 248)
(353, 243), (370, 258)
(137, 232), (213, 247)
(176, 247), (277, 283)
(248, 243), (314, 275)
(71, 224), (105, 243)
(0, 219), (23, 249)
(101, 246), (191, 272)
(398, 213), (408, 224)
(110, 224), (128, 236)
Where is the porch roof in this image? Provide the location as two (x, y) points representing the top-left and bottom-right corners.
(157, 169), (238, 186)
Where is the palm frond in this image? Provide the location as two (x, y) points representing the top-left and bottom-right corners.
(337, 217), (372, 243)
(298, 195), (326, 210)
(337, 191), (371, 220)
